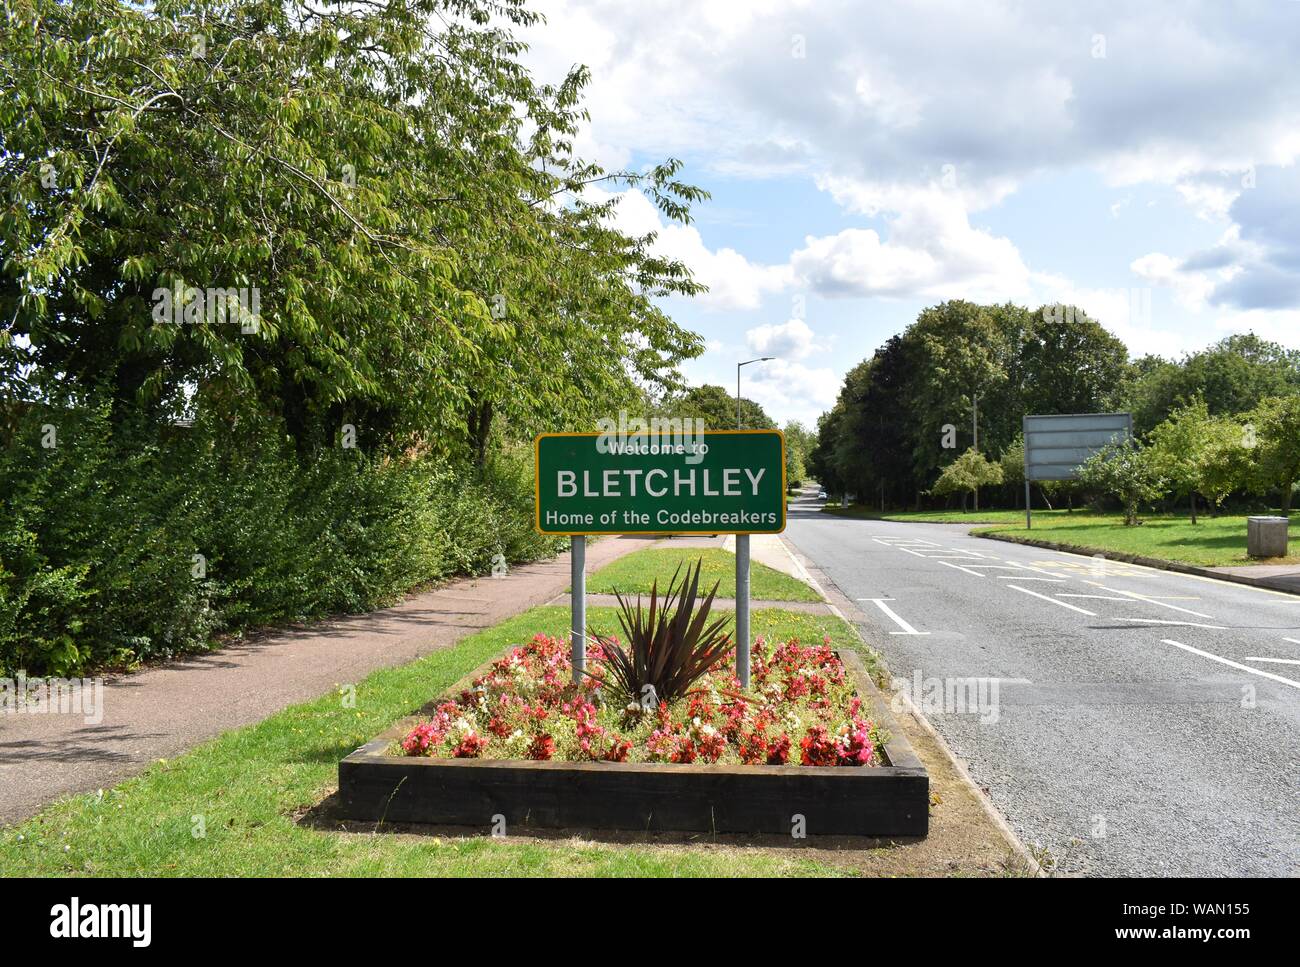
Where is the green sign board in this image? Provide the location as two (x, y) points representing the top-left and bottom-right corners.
(535, 430), (786, 535)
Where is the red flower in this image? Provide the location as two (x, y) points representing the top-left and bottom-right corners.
(799, 726), (839, 766)
(766, 733), (791, 765)
(603, 738), (632, 762)
(527, 734), (555, 761)
(401, 721), (442, 756)
(452, 731), (489, 758)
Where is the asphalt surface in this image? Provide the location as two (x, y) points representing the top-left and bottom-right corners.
(785, 496), (1300, 876)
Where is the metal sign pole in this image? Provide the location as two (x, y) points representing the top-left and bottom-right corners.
(736, 533), (751, 688)
(571, 535), (585, 683)
(1025, 480), (1032, 530)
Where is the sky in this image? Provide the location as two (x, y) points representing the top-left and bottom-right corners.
(519, 0), (1300, 427)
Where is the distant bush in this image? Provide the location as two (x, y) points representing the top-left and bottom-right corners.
(0, 404), (562, 676)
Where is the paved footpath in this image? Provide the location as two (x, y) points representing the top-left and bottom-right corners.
(0, 536), (656, 825)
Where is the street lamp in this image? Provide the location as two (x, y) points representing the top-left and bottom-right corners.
(737, 357), (774, 428)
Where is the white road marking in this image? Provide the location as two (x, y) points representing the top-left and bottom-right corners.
(1244, 656), (1300, 666)
(1161, 639), (1300, 690)
(1006, 584), (1097, 615)
(1085, 582), (1216, 619)
(1118, 617), (1228, 630)
(995, 576), (1066, 583)
(873, 538), (941, 559)
(858, 598), (930, 635)
(987, 539), (1300, 601)
(937, 560), (987, 578)
(1058, 594), (1133, 601)
(1284, 638), (1300, 646)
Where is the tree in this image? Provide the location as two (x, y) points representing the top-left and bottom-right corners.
(1121, 335), (1300, 433)
(808, 405), (847, 498)
(1, 0), (707, 462)
(999, 435), (1026, 505)
(782, 420), (814, 486)
(907, 301), (1013, 485)
(1018, 306), (1130, 416)
(931, 448), (1004, 512)
(667, 385), (774, 431)
(1246, 396), (1300, 514)
(1199, 416), (1255, 511)
(1078, 439), (1166, 526)
(1147, 400), (1215, 523)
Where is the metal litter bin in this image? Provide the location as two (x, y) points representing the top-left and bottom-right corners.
(1247, 516), (1289, 558)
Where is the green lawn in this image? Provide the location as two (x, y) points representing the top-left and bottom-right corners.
(585, 546), (823, 602)
(821, 503), (1299, 566)
(979, 514), (1300, 567)
(0, 605), (867, 878)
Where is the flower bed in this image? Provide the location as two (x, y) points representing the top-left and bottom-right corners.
(338, 633), (928, 837)
(396, 633), (883, 768)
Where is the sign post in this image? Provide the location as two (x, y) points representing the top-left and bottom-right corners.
(1023, 412), (1133, 529)
(735, 533), (751, 687)
(536, 429), (785, 688)
(570, 536), (585, 683)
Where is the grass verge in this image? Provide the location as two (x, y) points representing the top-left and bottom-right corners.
(977, 514), (1299, 567)
(1, 606), (877, 877)
(586, 546), (822, 601)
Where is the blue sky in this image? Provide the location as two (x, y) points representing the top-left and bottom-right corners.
(522, 0), (1300, 426)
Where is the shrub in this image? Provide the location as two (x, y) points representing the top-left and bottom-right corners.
(0, 403), (563, 676)
(589, 559), (733, 707)
(1078, 438), (1167, 526)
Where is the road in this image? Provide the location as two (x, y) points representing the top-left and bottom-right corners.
(785, 495), (1300, 876)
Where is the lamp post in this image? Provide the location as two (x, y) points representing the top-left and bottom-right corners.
(736, 357), (774, 429)
(734, 356), (773, 688)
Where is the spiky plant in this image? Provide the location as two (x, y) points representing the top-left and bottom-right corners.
(588, 558), (733, 708)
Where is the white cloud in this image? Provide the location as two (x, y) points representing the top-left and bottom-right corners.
(1211, 307), (1300, 348)
(602, 190), (790, 310)
(525, 0), (1300, 197)
(741, 358), (840, 428)
(1030, 271), (1198, 358)
(516, 0), (1300, 414)
(789, 187), (1033, 302)
(746, 318), (820, 360)
(1129, 252), (1219, 312)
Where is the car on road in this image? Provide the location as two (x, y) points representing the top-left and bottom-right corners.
(817, 490), (828, 500)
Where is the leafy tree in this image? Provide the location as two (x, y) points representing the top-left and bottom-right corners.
(1121, 335), (1300, 433)
(906, 301), (1012, 484)
(1246, 396), (1300, 514)
(1199, 416), (1255, 511)
(1147, 399), (1215, 523)
(1018, 306), (1130, 416)
(1078, 439), (1166, 526)
(1, 0), (706, 460)
(667, 384), (774, 431)
(931, 448), (1003, 512)
(808, 405), (846, 498)
(782, 420), (813, 486)
(998, 434), (1029, 508)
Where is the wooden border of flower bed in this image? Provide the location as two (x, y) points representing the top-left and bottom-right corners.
(336, 648), (928, 837)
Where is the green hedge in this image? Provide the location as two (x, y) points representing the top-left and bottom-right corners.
(0, 404), (562, 676)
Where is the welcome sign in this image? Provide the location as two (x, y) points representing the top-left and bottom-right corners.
(535, 430), (786, 535)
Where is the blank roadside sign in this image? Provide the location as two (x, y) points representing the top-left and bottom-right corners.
(1023, 413), (1132, 482)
